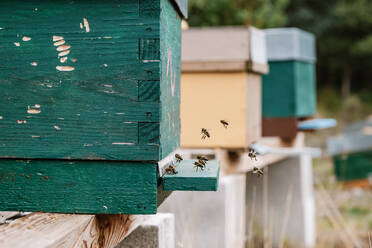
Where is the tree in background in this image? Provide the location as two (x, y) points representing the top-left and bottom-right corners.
(188, 0), (372, 98)
(188, 0), (289, 28)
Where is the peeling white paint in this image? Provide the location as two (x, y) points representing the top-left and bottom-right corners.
(71, 58), (77, 63)
(34, 104), (40, 108)
(0, 27), (3, 30)
(56, 66), (75, 72)
(58, 50), (70, 57)
(57, 117), (65, 120)
(83, 18), (90, 33)
(54, 125), (61, 130)
(84, 144), (93, 147)
(60, 57), (68, 63)
(22, 36), (31, 42)
(14, 42), (20, 47)
(31, 135), (40, 138)
(103, 64), (108, 67)
(23, 120), (27, 124)
(80, 22), (83, 29)
(35, 8), (38, 11)
(17, 120), (23, 124)
(112, 142), (134, 145)
(0, 116), (3, 120)
(54, 40), (65, 46)
(27, 109), (41, 114)
(104, 90), (115, 94)
(115, 113), (125, 115)
(104, 84), (112, 87)
(56, 44), (71, 52)
(53, 35), (64, 42)
(103, 36), (112, 39)
(30, 62), (38, 66)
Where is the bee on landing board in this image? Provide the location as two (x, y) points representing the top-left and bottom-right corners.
(253, 166), (264, 177)
(197, 155), (208, 162)
(220, 120), (229, 128)
(194, 161), (205, 171)
(201, 128), (210, 139)
(248, 149), (258, 161)
(165, 164), (178, 175)
(175, 153), (183, 163)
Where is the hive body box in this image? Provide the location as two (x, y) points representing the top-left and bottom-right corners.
(181, 27), (268, 149)
(262, 28), (316, 139)
(0, 0), (186, 214)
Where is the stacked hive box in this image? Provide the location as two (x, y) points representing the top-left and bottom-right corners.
(0, 0), (188, 214)
(181, 27), (268, 149)
(262, 28), (317, 139)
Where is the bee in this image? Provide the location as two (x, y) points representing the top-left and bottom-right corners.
(194, 161), (205, 171)
(165, 164), (178, 175)
(248, 149), (258, 161)
(197, 155), (208, 162)
(220, 120), (229, 128)
(175, 153), (183, 163)
(253, 166), (264, 177)
(198, 159), (206, 167)
(201, 128), (210, 139)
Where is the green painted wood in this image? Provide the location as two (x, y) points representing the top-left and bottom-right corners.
(262, 61), (316, 118)
(159, 0), (181, 159)
(162, 160), (220, 191)
(0, 0), (182, 161)
(333, 151), (372, 182)
(0, 159), (158, 214)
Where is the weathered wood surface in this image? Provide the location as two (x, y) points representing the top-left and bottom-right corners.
(0, 0), (182, 161)
(0, 160), (157, 214)
(0, 213), (146, 248)
(162, 160), (220, 191)
(0, 211), (29, 225)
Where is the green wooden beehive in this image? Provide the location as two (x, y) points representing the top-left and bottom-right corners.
(0, 0), (189, 214)
(262, 28), (316, 118)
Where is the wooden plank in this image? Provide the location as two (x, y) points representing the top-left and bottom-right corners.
(162, 160), (220, 191)
(0, 0), (167, 161)
(0, 159), (157, 214)
(159, 0), (181, 159)
(0, 213), (146, 248)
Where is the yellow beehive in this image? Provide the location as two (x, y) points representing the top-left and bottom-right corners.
(181, 27), (268, 149)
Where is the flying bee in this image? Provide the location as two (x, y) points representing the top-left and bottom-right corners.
(175, 153), (183, 163)
(248, 149), (258, 161)
(253, 166), (264, 177)
(220, 120), (229, 128)
(201, 128), (210, 139)
(197, 155), (208, 162)
(165, 164), (178, 175)
(194, 161), (205, 171)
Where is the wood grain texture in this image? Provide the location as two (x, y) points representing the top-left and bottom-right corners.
(162, 160), (220, 191)
(159, 0), (181, 159)
(0, 213), (146, 248)
(0, 0), (182, 161)
(0, 159), (157, 214)
(262, 61), (316, 118)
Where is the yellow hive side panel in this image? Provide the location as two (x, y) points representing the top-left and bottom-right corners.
(180, 72), (248, 148)
(246, 73), (262, 144)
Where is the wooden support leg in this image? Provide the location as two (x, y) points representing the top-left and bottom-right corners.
(159, 175), (246, 248)
(246, 155), (316, 247)
(116, 213), (175, 248)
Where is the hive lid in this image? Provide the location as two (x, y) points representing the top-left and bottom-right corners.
(182, 26), (268, 74)
(172, 0), (188, 19)
(327, 117), (372, 155)
(264, 28), (316, 62)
